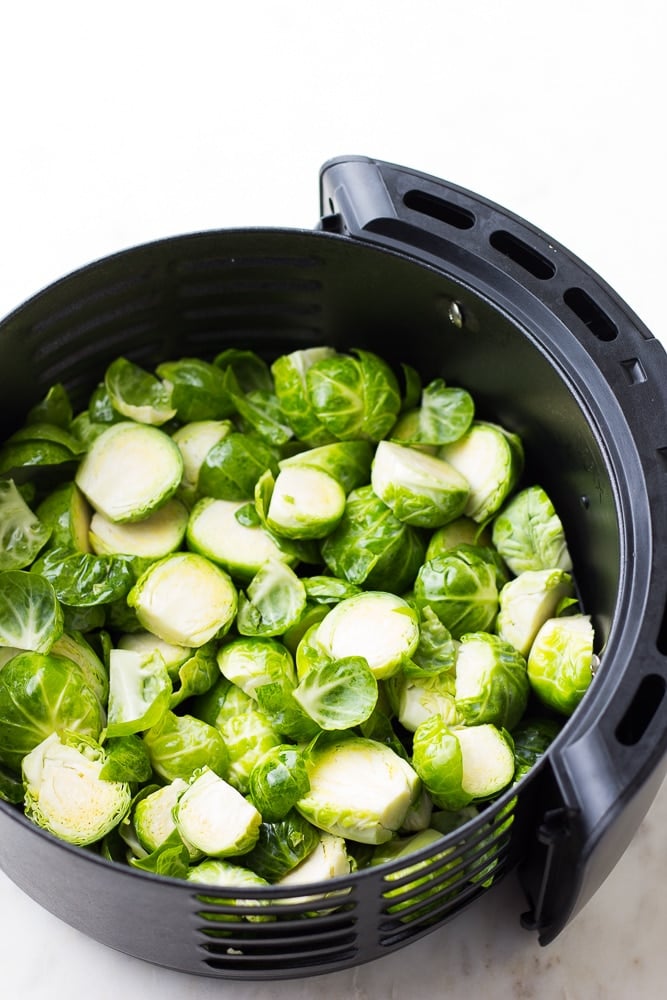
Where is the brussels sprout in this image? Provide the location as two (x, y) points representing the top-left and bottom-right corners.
(133, 778), (200, 856)
(275, 831), (353, 901)
(186, 859), (273, 922)
(496, 568), (574, 656)
(491, 484), (573, 574)
(22, 731), (131, 846)
(104, 357), (176, 425)
(236, 559), (307, 637)
(106, 647), (172, 737)
(512, 716), (562, 781)
(198, 431), (280, 501)
(174, 767), (262, 857)
(399, 785), (434, 833)
(321, 485), (426, 593)
(186, 497), (296, 582)
(1, 572), (64, 659)
(76, 421), (184, 523)
(454, 632), (529, 730)
(51, 630), (109, 706)
(385, 666), (459, 733)
(128, 552), (237, 646)
(314, 591), (420, 680)
(217, 636), (297, 701)
(296, 736), (420, 845)
(99, 734), (152, 783)
(117, 631), (191, 679)
(293, 655), (378, 730)
(239, 810), (320, 881)
(143, 710), (229, 782)
(171, 419), (233, 500)
(248, 745), (311, 821)
(260, 466), (346, 540)
(411, 714), (471, 811)
(370, 440), (470, 529)
(527, 614), (595, 715)
(271, 346), (338, 445)
(439, 420), (524, 523)
(414, 548), (499, 639)
(0, 650), (105, 771)
(32, 547), (135, 607)
(425, 517), (492, 561)
(192, 677), (281, 794)
(278, 439), (373, 494)
(414, 379), (475, 445)
(35, 481), (92, 553)
(456, 723), (515, 799)
(88, 497), (189, 559)
(0, 479), (51, 570)
(0, 439), (77, 477)
(305, 348), (401, 442)
(155, 357), (236, 422)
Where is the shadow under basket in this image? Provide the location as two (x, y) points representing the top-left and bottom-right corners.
(1, 156), (667, 980)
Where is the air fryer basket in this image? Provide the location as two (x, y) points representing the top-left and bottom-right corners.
(1, 156), (667, 980)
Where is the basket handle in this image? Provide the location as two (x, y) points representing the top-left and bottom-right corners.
(319, 154), (667, 941)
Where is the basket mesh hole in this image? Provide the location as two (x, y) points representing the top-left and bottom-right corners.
(563, 287), (618, 341)
(488, 229), (556, 279)
(615, 673), (666, 746)
(403, 189), (476, 230)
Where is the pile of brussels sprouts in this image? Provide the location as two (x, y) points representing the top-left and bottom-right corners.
(0, 345), (596, 899)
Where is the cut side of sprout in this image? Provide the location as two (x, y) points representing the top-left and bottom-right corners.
(128, 552), (238, 647)
(496, 569), (574, 657)
(89, 497), (189, 558)
(187, 497), (295, 580)
(316, 591), (420, 680)
(75, 422), (184, 523)
(370, 440), (470, 528)
(171, 420), (233, 497)
(456, 724), (515, 798)
(265, 466), (346, 539)
(439, 421), (522, 523)
(174, 767), (262, 857)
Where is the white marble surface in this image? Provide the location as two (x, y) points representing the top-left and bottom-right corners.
(2, 2), (666, 996)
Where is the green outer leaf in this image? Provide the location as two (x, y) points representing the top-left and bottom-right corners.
(413, 548), (498, 639)
(0, 479), (51, 571)
(155, 358), (235, 421)
(214, 348), (273, 392)
(198, 432), (280, 501)
(106, 648), (172, 738)
(32, 547), (135, 607)
(105, 357), (176, 425)
(239, 810), (320, 882)
(100, 734), (153, 783)
(411, 715), (472, 811)
(26, 383), (73, 429)
(293, 655), (378, 730)
(248, 745), (311, 822)
(143, 710), (229, 782)
(0, 570), (64, 652)
(236, 560), (307, 638)
(417, 380), (475, 445)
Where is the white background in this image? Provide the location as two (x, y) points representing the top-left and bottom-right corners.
(1, 2), (666, 997)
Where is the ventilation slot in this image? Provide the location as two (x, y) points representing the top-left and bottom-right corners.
(403, 189), (475, 230)
(489, 230), (556, 279)
(615, 674), (666, 746)
(620, 357), (647, 385)
(563, 287), (617, 341)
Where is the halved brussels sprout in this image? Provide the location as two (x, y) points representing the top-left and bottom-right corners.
(385, 666), (459, 733)
(171, 419), (233, 500)
(117, 631), (192, 679)
(106, 647), (172, 737)
(370, 440), (470, 528)
(454, 632), (529, 730)
(496, 568), (574, 656)
(75, 421), (184, 523)
(143, 710), (229, 782)
(187, 497), (296, 582)
(491, 484), (573, 574)
(276, 831), (353, 897)
(186, 859), (273, 922)
(278, 439), (373, 494)
(128, 552), (237, 646)
(457, 723), (515, 799)
(425, 516), (491, 561)
(439, 420), (524, 523)
(236, 559), (307, 637)
(261, 465), (346, 540)
(217, 636), (297, 701)
(296, 735), (420, 845)
(133, 778), (199, 857)
(314, 590), (420, 680)
(174, 767), (262, 857)
(411, 714), (471, 811)
(0, 479), (51, 571)
(527, 614), (595, 715)
(22, 731), (131, 846)
(293, 654), (378, 730)
(88, 497), (189, 559)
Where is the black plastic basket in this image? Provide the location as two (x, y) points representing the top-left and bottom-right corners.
(1, 156), (666, 980)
